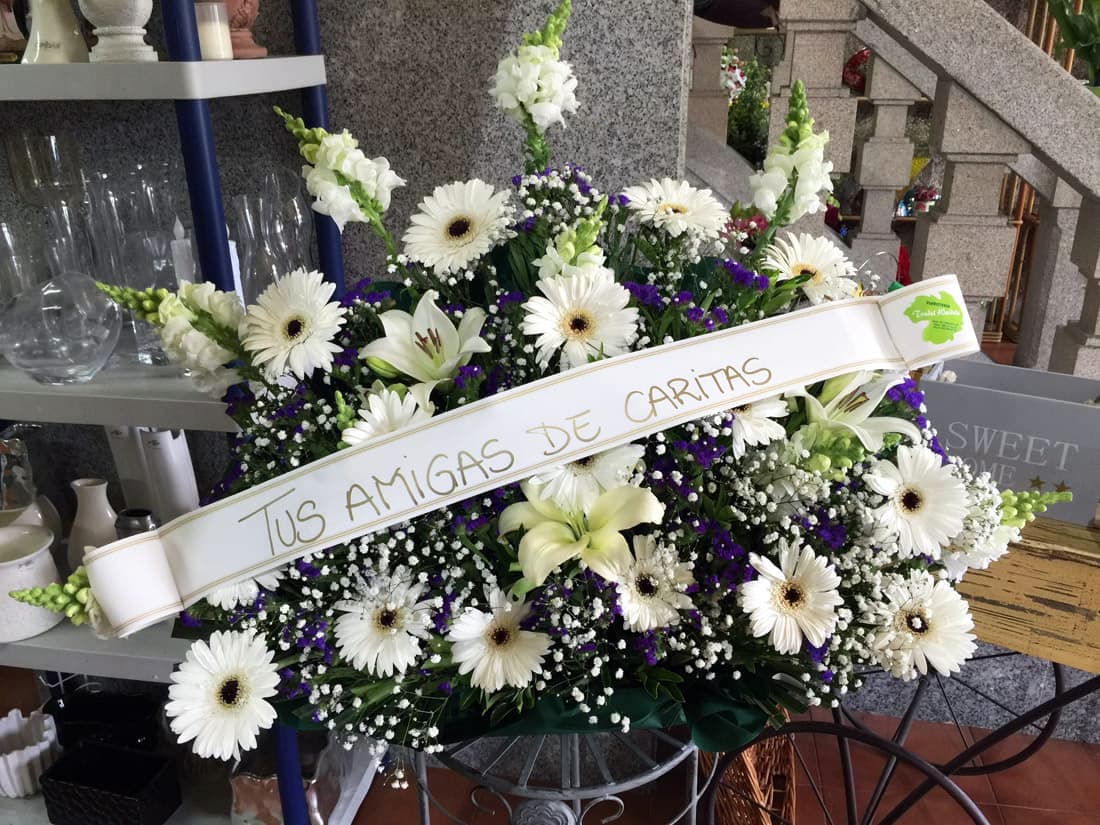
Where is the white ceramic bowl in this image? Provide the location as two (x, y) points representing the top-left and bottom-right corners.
(0, 709), (59, 798)
(0, 525), (62, 643)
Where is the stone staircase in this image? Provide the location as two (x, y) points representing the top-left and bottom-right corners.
(689, 0), (1100, 378)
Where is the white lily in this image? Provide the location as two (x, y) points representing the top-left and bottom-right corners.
(500, 481), (665, 586)
(359, 290), (491, 406)
(788, 371), (920, 452)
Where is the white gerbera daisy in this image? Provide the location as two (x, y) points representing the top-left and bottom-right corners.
(866, 445), (969, 558)
(402, 180), (512, 275)
(240, 268), (347, 381)
(621, 178), (727, 241)
(342, 383), (434, 447)
(740, 540), (843, 656)
(872, 572), (976, 680)
(762, 233), (858, 305)
(528, 443), (644, 512)
(447, 589), (552, 693)
(730, 396), (789, 458)
(165, 630), (279, 760)
(609, 535), (694, 632)
(334, 577), (433, 677)
(522, 273), (638, 370)
(206, 570), (283, 611)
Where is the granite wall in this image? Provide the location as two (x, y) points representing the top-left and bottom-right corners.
(0, 0), (694, 521)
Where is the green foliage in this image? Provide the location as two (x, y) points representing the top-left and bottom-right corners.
(1048, 0), (1100, 86)
(96, 283), (168, 324)
(1000, 488), (1073, 529)
(726, 57), (771, 167)
(11, 567), (96, 625)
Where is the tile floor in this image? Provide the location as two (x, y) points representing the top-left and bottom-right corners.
(354, 709), (1100, 824)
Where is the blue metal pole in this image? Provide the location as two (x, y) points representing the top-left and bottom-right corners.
(273, 723), (310, 825)
(161, 0), (235, 292)
(289, 0), (346, 298)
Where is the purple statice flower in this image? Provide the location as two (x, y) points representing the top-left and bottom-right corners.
(295, 558), (321, 579)
(432, 591), (456, 633)
(807, 639), (830, 664)
(685, 306), (705, 324)
(178, 610), (202, 628)
(753, 274), (770, 291)
(513, 215), (537, 233)
(633, 630), (660, 666)
(928, 433), (949, 463)
(497, 290), (525, 307)
(364, 289), (391, 305)
(710, 307), (729, 327)
(886, 377), (924, 410)
(821, 669), (835, 684)
(711, 530), (746, 561)
(612, 193), (631, 208)
(223, 382), (255, 416)
(512, 174), (523, 187)
(340, 276), (374, 307)
(334, 346), (358, 369)
(724, 259), (757, 288)
(671, 290), (694, 306)
(438, 681), (453, 696)
(623, 281), (662, 309)
(454, 364), (482, 390)
(915, 414), (929, 430)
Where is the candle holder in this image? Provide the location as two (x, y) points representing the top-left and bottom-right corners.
(77, 0), (158, 63)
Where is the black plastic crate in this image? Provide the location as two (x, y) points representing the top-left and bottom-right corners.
(40, 741), (181, 825)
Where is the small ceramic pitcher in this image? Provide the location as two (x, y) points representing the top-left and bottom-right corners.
(67, 478), (117, 573)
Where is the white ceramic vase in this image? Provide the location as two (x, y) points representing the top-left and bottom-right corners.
(0, 525), (62, 643)
(20, 0), (89, 64)
(77, 0), (157, 63)
(0, 710), (59, 798)
(67, 478), (117, 572)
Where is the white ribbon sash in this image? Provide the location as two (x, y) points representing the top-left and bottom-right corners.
(85, 276), (978, 637)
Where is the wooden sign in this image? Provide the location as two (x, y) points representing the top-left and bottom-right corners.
(959, 518), (1100, 675)
(921, 361), (1100, 525)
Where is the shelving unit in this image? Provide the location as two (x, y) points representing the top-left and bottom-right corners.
(0, 794), (228, 825)
(0, 364), (236, 432)
(0, 56), (326, 101)
(0, 620), (188, 683)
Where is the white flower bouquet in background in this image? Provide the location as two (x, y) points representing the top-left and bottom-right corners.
(20, 0), (1070, 772)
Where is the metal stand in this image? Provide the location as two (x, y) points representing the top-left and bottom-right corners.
(273, 722), (310, 825)
(414, 729), (715, 824)
(161, 0), (234, 292)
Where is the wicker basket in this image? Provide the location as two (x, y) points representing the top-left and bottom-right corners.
(701, 729), (796, 825)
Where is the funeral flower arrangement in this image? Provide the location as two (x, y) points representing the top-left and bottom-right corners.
(21, 1), (1068, 766)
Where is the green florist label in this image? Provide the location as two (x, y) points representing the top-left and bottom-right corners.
(904, 292), (965, 345)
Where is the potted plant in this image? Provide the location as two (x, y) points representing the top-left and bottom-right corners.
(1048, 0), (1100, 95)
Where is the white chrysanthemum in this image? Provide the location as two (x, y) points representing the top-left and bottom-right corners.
(334, 578), (433, 678)
(522, 273), (638, 370)
(304, 165), (366, 231)
(740, 540), (843, 656)
(533, 243), (610, 282)
(447, 589), (552, 693)
(165, 630), (279, 760)
(528, 443), (644, 512)
(730, 396), (789, 458)
(872, 572), (976, 679)
(312, 130), (405, 211)
(178, 281), (245, 330)
(866, 445), (969, 558)
(342, 383), (433, 447)
(402, 180), (513, 275)
(609, 535), (694, 632)
(763, 233), (858, 305)
(206, 570), (283, 611)
(491, 43), (579, 132)
(621, 178), (727, 241)
(240, 268), (347, 381)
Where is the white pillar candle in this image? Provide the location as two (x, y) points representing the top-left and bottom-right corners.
(194, 2), (233, 61)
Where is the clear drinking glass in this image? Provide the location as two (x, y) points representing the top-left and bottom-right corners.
(3, 131), (83, 207)
(0, 222), (49, 307)
(120, 230), (176, 365)
(234, 194), (285, 304)
(262, 167), (314, 271)
(0, 272), (121, 384)
(44, 201), (95, 277)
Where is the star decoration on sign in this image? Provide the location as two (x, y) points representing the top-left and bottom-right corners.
(1029, 476), (1044, 489)
(1055, 481), (1071, 493)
